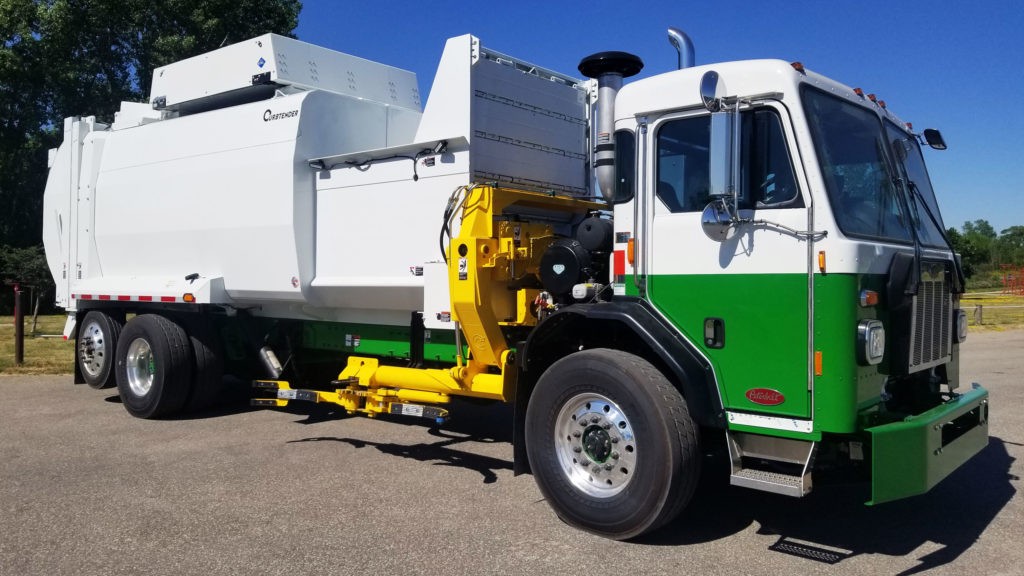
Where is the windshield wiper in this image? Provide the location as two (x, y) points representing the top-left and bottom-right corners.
(905, 179), (966, 293)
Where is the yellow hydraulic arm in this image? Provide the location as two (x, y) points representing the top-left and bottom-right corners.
(252, 185), (602, 418)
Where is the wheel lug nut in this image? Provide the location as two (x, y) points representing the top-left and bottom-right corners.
(580, 459), (590, 466)
(573, 446), (582, 453)
(572, 431), (581, 438)
(604, 464), (613, 470)
(611, 451), (619, 459)
(590, 416), (600, 424)
(602, 423), (611, 430)
(592, 465), (601, 472)
(611, 437), (619, 444)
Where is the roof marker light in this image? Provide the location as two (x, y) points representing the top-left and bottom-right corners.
(790, 61), (805, 73)
(906, 122), (914, 131)
(867, 93), (877, 102)
(878, 100), (887, 109)
(853, 87), (864, 97)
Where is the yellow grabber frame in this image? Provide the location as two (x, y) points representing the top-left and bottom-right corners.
(253, 185), (603, 418)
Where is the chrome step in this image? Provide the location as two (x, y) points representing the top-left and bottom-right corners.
(727, 431), (816, 497)
(730, 467), (810, 497)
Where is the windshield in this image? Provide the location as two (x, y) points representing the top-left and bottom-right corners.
(802, 87), (912, 243)
(884, 122), (947, 248)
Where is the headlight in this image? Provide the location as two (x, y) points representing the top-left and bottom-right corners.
(857, 320), (885, 366)
(955, 309), (968, 343)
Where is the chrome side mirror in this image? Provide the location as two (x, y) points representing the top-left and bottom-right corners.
(700, 70), (723, 112)
(701, 197), (737, 241)
(700, 70), (740, 223)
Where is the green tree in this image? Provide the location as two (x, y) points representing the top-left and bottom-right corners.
(995, 226), (1024, 266)
(961, 219), (996, 264)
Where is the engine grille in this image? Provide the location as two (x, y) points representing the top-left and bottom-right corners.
(908, 261), (952, 373)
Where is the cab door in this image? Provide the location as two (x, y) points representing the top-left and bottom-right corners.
(642, 105), (813, 420)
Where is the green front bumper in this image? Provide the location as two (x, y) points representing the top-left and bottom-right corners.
(867, 383), (989, 505)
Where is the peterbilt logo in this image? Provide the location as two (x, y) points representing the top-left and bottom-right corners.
(745, 388), (785, 406)
(264, 109), (298, 122)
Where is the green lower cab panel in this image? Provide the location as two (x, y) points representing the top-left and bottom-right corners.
(867, 383), (989, 505)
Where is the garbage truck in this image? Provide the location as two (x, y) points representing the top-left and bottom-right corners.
(42, 29), (989, 539)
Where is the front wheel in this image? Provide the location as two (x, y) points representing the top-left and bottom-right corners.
(115, 314), (193, 419)
(525, 349), (699, 540)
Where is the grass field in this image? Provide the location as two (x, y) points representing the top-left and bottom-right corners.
(960, 292), (1024, 328)
(0, 315), (74, 375)
(2, 299), (1022, 375)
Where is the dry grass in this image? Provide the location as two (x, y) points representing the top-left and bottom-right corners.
(0, 315), (74, 375)
(961, 292), (1024, 329)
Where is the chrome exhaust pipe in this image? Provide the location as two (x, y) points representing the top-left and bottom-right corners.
(578, 51), (643, 202)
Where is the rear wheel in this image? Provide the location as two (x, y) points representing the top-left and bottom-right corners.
(525, 349), (699, 540)
(115, 314), (193, 419)
(178, 314), (225, 413)
(77, 311), (123, 389)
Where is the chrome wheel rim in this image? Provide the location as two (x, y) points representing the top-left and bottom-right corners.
(125, 338), (155, 397)
(77, 320), (107, 378)
(554, 393), (638, 498)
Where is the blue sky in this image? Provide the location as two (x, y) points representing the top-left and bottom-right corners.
(296, 0), (1024, 234)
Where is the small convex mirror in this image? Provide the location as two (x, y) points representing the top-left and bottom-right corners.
(923, 128), (947, 150)
(701, 197), (736, 241)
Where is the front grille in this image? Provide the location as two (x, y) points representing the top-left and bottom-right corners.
(908, 261), (952, 372)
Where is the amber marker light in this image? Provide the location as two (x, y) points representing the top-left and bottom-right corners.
(790, 61), (806, 73)
(859, 290), (879, 307)
(183, 293), (196, 303)
(627, 238), (635, 266)
(818, 251), (827, 274)
(853, 87), (864, 97)
(814, 351), (823, 376)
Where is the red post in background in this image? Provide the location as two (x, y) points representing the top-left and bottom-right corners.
(13, 282), (24, 366)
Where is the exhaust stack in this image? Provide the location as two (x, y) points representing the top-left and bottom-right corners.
(667, 27), (695, 70)
(578, 51), (643, 202)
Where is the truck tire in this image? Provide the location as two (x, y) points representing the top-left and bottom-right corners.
(115, 314), (193, 419)
(77, 310), (123, 389)
(178, 314), (225, 413)
(525, 349), (699, 540)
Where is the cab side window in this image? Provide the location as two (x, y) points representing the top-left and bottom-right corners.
(741, 109), (801, 208)
(656, 116), (710, 212)
(655, 109), (801, 212)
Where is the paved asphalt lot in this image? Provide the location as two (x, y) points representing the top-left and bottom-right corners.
(0, 330), (1020, 576)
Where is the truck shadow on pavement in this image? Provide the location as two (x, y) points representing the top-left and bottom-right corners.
(287, 431), (513, 484)
(286, 399), (514, 484)
(644, 437), (1017, 575)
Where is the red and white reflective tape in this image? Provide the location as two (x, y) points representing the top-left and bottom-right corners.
(72, 293), (193, 304)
